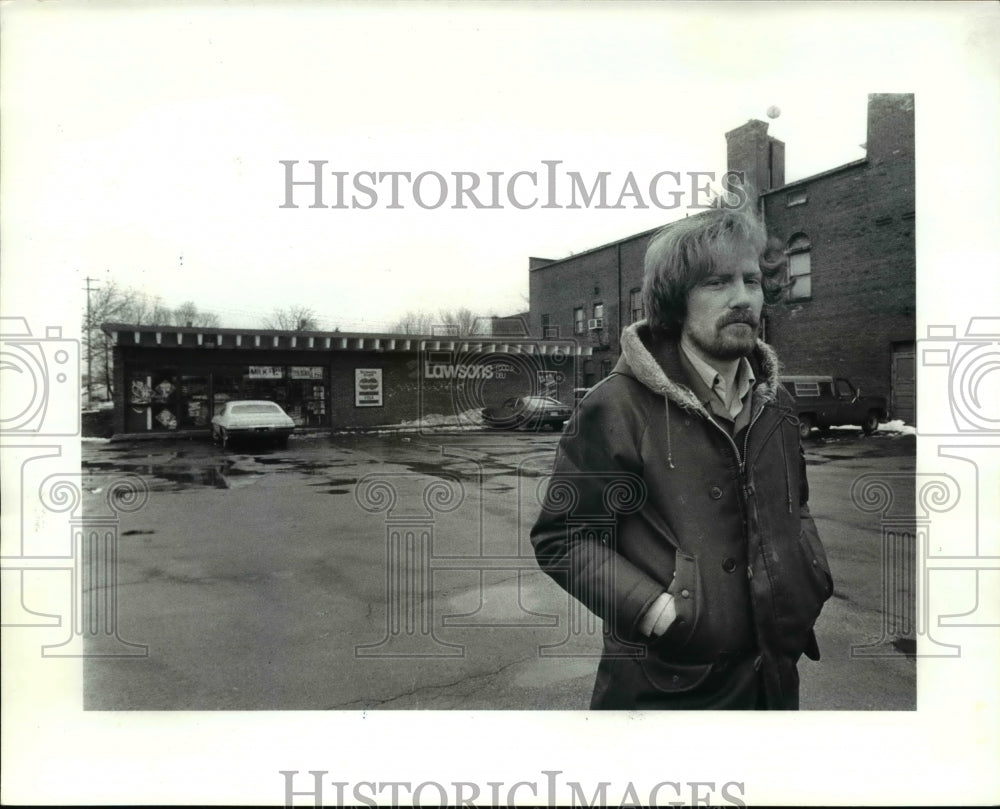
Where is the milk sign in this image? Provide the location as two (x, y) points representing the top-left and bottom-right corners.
(355, 368), (383, 407)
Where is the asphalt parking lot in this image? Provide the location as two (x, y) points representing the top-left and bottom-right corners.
(79, 426), (917, 710)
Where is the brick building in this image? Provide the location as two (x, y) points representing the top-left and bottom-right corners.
(528, 93), (916, 423)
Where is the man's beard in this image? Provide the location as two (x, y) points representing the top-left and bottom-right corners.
(688, 312), (759, 361)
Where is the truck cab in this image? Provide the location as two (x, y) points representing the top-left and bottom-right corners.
(780, 375), (889, 439)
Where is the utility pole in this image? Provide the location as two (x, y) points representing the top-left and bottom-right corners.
(83, 276), (99, 408)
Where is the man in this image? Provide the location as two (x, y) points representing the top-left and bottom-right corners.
(531, 204), (833, 710)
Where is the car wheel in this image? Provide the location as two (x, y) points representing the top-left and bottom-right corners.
(276, 435), (289, 449)
(861, 411), (880, 436)
(797, 415), (814, 441)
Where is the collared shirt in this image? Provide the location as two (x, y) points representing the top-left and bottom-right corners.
(679, 342), (756, 433)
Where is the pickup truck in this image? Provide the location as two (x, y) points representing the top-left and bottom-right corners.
(779, 375), (889, 440)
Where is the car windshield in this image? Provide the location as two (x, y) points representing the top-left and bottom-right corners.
(231, 404), (282, 414)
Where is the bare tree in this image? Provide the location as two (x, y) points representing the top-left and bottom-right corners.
(82, 282), (222, 400)
(389, 307), (490, 336)
(173, 301), (220, 328)
(263, 306), (320, 331)
(389, 310), (435, 335)
(436, 307), (480, 337)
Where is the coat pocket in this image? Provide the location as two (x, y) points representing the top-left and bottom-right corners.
(796, 528), (834, 604)
(774, 528), (833, 653)
(660, 551), (700, 648)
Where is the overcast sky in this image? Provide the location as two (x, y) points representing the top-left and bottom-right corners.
(6, 1), (992, 332)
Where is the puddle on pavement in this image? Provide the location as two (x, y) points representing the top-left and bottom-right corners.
(82, 445), (375, 492)
(83, 458), (264, 491)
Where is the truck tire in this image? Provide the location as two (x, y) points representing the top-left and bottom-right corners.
(861, 411), (880, 436)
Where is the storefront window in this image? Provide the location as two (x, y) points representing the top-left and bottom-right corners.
(125, 363), (331, 431)
(177, 375), (210, 428)
(126, 371), (154, 432)
(287, 367), (328, 426)
(149, 369), (181, 430)
(212, 372), (244, 416)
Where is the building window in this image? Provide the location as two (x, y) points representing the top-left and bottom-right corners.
(542, 325), (560, 339)
(786, 189), (808, 207)
(600, 359), (613, 378)
(787, 233), (812, 301)
(574, 307), (585, 334)
(588, 303), (605, 332)
(629, 288), (644, 323)
(540, 313), (550, 327)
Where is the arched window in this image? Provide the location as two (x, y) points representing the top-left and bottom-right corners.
(787, 233), (812, 301)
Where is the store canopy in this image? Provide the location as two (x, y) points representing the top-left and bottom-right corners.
(101, 323), (593, 357)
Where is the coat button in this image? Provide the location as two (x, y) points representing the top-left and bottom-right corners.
(671, 675), (680, 684)
(680, 589), (690, 598)
(722, 558), (737, 573)
(709, 486), (723, 499)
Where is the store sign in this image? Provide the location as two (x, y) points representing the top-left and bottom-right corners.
(423, 359), (517, 380)
(290, 366), (324, 380)
(537, 370), (563, 396)
(355, 368), (383, 407)
(248, 366), (283, 380)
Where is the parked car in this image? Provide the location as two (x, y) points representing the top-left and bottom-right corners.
(481, 395), (574, 431)
(780, 375), (889, 439)
(211, 400), (295, 448)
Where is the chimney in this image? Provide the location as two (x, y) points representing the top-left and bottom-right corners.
(725, 119), (785, 197)
(865, 93), (914, 161)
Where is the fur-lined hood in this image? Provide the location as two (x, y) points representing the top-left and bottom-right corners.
(616, 320), (783, 420)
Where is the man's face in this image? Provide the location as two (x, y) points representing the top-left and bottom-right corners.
(682, 239), (764, 362)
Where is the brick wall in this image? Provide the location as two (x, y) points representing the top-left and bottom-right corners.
(528, 227), (661, 386)
(528, 94), (915, 411)
(762, 94), (915, 405)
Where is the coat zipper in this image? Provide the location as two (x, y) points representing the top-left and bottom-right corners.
(704, 400), (766, 475)
(704, 401), (777, 697)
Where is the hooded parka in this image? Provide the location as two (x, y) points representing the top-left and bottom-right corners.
(531, 322), (833, 709)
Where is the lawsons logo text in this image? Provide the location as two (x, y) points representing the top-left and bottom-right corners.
(280, 770), (747, 807)
(279, 160), (747, 211)
(424, 361), (516, 380)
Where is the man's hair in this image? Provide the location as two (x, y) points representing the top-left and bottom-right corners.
(641, 202), (787, 336)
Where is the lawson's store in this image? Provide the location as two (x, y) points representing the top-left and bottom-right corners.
(102, 323), (588, 435)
